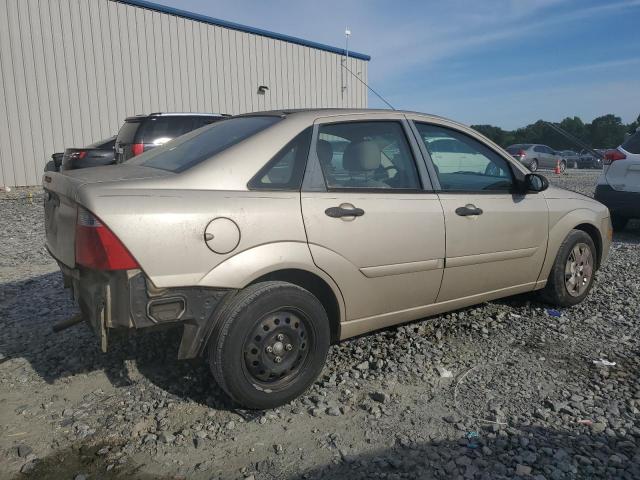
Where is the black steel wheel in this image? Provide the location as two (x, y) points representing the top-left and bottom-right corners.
(243, 309), (312, 387)
(207, 281), (330, 409)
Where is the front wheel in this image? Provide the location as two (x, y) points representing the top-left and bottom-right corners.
(541, 229), (596, 307)
(529, 159), (539, 172)
(207, 281), (330, 409)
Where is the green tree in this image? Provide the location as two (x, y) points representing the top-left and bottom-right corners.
(627, 114), (640, 134)
(589, 114), (627, 148)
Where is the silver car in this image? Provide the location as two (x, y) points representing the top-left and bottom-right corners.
(507, 144), (565, 172)
(44, 109), (611, 409)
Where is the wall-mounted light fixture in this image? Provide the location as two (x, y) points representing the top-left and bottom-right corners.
(257, 85), (269, 95)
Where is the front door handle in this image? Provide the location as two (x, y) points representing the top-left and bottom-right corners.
(455, 204), (483, 216)
(325, 206), (365, 218)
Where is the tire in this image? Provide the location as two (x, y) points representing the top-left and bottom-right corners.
(541, 229), (597, 307)
(611, 215), (628, 231)
(529, 159), (538, 172)
(207, 281), (330, 409)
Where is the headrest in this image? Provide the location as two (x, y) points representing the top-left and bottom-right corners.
(343, 141), (381, 171)
(316, 139), (333, 166)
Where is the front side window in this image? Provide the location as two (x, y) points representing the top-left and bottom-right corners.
(130, 116), (281, 172)
(415, 123), (513, 192)
(316, 121), (421, 190)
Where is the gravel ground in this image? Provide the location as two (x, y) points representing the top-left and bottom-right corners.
(1, 170), (639, 480)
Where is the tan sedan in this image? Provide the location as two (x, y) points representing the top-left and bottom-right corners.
(43, 109), (612, 409)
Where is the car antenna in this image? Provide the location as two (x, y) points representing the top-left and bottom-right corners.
(340, 30), (395, 110)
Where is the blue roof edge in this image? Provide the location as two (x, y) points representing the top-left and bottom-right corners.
(116, 0), (372, 61)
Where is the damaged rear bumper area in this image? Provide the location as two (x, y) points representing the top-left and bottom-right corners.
(59, 265), (232, 359)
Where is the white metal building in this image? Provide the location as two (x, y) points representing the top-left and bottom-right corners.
(0, 0), (370, 186)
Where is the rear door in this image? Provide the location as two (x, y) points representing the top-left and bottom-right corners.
(301, 114), (445, 325)
(607, 131), (640, 193)
(411, 120), (548, 302)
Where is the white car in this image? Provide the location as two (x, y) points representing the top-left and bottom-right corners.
(595, 128), (640, 230)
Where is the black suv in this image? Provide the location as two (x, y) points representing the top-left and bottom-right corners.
(115, 112), (227, 163)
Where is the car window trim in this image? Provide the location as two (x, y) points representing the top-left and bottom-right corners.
(410, 120), (522, 195)
(302, 118), (432, 194)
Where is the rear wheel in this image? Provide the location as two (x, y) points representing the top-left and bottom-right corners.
(541, 229), (596, 307)
(611, 215), (628, 231)
(207, 281), (330, 409)
(529, 159), (539, 172)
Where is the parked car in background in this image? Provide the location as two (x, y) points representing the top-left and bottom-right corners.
(595, 129), (640, 230)
(43, 109), (611, 409)
(506, 144), (565, 172)
(60, 136), (117, 171)
(115, 112), (227, 163)
(577, 149), (603, 169)
(559, 150), (580, 168)
(44, 136), (116, 172)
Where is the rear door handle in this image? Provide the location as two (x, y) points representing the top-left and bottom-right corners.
(455, 205), (483, 216)
(325, 206), (365, 218)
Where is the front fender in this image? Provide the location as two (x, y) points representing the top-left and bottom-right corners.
(538, 208), (605, 283)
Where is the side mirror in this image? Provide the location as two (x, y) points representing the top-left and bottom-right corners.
(525, 173), (549, 192)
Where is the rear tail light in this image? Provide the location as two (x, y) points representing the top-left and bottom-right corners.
(603, 149), (626, 164)
(131, 143), (145, 157)
(514, 149), (526, 160)
(75, 207), (139, 270)
(70, 151), (87, 160)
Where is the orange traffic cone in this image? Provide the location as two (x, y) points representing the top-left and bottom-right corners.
(554, 159), (561, 174)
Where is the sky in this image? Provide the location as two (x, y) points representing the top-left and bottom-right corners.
(163, 0), (639, 130)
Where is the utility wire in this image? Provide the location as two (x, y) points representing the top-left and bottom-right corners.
(341, 61), (395, 110)
(543, 121), (604, 160)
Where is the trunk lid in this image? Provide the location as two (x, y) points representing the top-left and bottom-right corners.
(43, 165), (170, 267)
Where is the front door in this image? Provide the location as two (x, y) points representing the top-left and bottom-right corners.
(412, 121), (549, 302)
(300, 115), (445, 328)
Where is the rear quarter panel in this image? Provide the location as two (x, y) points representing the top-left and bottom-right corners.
(77, 187), (310, 288)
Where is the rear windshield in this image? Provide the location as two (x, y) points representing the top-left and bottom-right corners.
(621, 131), (640, 154)
(86, 136), (116, 149)
(506, 144), (531, 153)
(137, 117), (214, 144)
(116, 120), (141, 144)
(130, 116), (281, 172)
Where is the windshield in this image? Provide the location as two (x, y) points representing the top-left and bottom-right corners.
(129, 116), (281, 172)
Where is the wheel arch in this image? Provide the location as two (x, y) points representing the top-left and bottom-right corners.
(538, 210), (604, 283)
(250, 269), (342, 343)
(573, 222), (603, 269)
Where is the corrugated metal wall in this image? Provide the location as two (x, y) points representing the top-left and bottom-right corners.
(0, 0), (369, 186)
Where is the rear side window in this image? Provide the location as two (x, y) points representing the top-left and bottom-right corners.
(131, 116), (281, 172)
(248, 128), (312, 190)
(622, 131), (640, 154)
(116, 121), (141, 144)
(316, 121), (421, 191)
